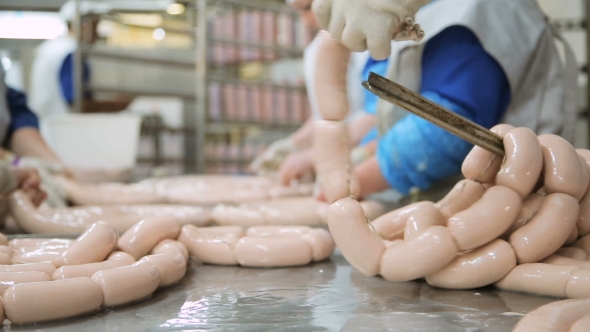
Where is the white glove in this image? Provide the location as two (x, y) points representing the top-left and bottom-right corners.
(250, 138), (297, 174)
(312, 0), (429, 60)
(15, 158), (68, 208)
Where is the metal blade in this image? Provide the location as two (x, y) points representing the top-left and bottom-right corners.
(363, 72), (505, 156)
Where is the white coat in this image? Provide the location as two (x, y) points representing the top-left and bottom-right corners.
(28, 35), (77, 119)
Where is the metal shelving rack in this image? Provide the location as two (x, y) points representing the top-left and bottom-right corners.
(73, 0), (310, 176)
(193, 0), (310, 174)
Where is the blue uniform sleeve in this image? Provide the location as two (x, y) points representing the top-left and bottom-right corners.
(5, 87), (40, 142)
(59, 53), (91, 104)
(362, 58), (389, 115)
(376, 25), (511, 195)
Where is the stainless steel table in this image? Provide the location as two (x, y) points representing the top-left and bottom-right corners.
(6, 251), (557, 331)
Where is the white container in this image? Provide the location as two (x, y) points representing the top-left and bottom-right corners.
(41, 113), (141, 170)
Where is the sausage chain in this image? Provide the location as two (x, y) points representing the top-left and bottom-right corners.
(8, 190), (212, 234)
(0, 218), (334, 325)
(313, 31), (590, 331)
(57, 175), (314, 206)
(211, 196), (386, 226)
(317, 114), (590, 329)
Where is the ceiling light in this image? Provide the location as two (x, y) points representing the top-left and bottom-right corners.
(166, 3), (185, 15)
(0, 11), (66, 40)
(153, 28), (166, 41)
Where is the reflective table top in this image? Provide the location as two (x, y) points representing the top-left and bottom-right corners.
(6, 251), (557, 332)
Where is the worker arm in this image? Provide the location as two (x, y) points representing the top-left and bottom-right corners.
(354, 25), (511, 197)
(5, 87), (40, 145)
(5, 87), (63, 165)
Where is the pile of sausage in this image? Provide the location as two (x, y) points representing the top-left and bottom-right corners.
(313, 31), (590, 330)
(353, 123), (590, 291)
(0, 217), (334, 325)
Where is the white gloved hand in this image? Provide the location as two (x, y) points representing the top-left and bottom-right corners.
(15, 158), (68, 208)
(312, 0), (429, 60)
(250, 138), (298, 174)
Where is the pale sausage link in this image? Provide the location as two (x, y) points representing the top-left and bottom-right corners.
(211, 197), (385, 227)
(461, 124), (514, 184)
(570, 313), (590, 332)
(496, 127), (543, 198)
(211, 197), (329, 226)
(314, 31), (351, 121)
(314, 120), (355, 203)
(177, 224), (336, 268)
(509, 193), (579, 264)
(57, 175), (313, 206)
(511, 298), (590, 332)
(8, 190), (211, 234)
(447, 185), (521, 251)
(576, 149), (590, 237)
(117, 216), (181, 260)
(434, 179), (486, 221)
(538, 134), (589, 201)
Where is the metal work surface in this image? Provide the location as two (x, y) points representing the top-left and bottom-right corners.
(7, 252), (556, 332)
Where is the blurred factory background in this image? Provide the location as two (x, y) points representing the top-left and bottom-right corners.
(0, 0), (588, 182)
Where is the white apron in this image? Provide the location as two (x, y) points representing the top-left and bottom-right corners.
(370, 0), (578, 204)
(28, 35), (76, 119)
(304, 33), (370, 123)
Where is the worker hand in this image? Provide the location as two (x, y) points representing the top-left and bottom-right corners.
(13, 168), (42, 191)
(22, 187), (47, 208)
(13, 168), (47, 207)
(250, 138), (298, 174)
(312, 0), (428, 60)
(15, 157), (68, 207)
(279, 149), (315, 186)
